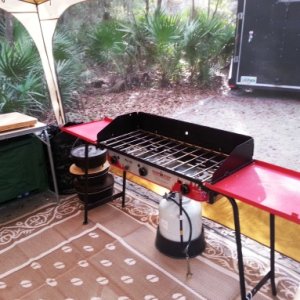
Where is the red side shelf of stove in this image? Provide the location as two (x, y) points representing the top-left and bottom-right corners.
(205, 160), (300, 224)
(60, 117), (112, 144)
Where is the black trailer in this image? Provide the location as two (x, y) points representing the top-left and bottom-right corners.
(228, 0), (300, 91)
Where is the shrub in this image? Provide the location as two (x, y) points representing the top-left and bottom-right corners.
(182, 10), (235, 85)
(144, 10), (184, 86)
(87, 19), (126, 66)
(0, 36), (47, 116)
(0, 19), (85, 119)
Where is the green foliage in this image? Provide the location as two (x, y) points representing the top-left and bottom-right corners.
(143, 10), (184, 86)
(55, 59), (82, 107)
(53, 29), (85, 107)
(0, 3), (236, 119)
(0, 73), (45, 114)
(0, 19), (85, 118)
(84, 7), (234, 87)
(0, 39), (38, 80)
(53, 31), (79, 61)
(182, 10), (235, 84)
(87, 20), (126, 65)
(0, 33), (47, 116)
(145, 10), (183, 45)
(118, 15), (149, 71)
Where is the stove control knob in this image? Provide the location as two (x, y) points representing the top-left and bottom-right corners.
(110, 156), (118, 164)
(138, 167), (148, 177)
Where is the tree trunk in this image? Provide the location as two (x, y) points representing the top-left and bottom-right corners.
(103, 0), (111, 20)
(208, 0), (211, 16)
(191, 0), (196, 19)
(145, 0), (149, 17)
(5, 12), (14, 45)
(157, 0), (162, 11)
(125, 0), (133, 19)
(212, 0), (221, 19)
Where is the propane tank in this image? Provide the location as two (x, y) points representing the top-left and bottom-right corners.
(155, 192), (205, 258)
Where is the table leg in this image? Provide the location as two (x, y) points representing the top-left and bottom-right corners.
(83, 143), (89, 225)
(270, 214), (277, 296)
(228, 197), (247, 299)
(122, 170), (127, 207)
(42, 129), (59, 202)
(227, 197), (277, 299)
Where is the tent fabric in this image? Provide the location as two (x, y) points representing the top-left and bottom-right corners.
(21, 0), (49, 4)
(0, 0), (87, 126)
(13, 12), (65, 125)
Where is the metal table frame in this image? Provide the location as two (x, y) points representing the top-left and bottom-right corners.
(80, 142), (126, 224)
(225, 197), (276, 299)
(0, 122), (59, 202)
(61, 120), (126, 224)
(206, 160), (300, 299)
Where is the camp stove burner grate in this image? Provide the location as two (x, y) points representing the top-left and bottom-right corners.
(102, 129), (227, 183)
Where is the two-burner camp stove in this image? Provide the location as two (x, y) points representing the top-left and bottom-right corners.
(97, 112), (254, 202)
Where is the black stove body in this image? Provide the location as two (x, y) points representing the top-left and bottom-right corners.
(97, 112), (254, 201)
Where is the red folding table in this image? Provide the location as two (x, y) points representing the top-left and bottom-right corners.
(206, 160), (300, 299)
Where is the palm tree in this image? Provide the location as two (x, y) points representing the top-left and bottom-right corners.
(144, 10), (183, 86)
(182, 10), (234, 84)
(87, 19), (126, 67)
(0, 30), (47, 116)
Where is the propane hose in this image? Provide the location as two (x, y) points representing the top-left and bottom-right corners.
(167, 193), (193, 278)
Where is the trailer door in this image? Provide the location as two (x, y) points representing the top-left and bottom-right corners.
(236, 0), (300, 88)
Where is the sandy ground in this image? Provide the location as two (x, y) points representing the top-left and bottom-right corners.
(172, 89), (300, 172)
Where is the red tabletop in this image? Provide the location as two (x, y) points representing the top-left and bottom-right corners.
(206, 160), (300, 224)
(61, 118), (112, 144)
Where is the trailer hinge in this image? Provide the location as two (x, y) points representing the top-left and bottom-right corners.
(233, 56), (239, 63)
(237, 12), (243, 20)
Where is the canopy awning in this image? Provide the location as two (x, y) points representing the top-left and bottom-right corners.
(20, 0), (49, 4)
(0, 0), (88, 126)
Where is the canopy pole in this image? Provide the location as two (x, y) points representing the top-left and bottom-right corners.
(13, 13), (65, 125)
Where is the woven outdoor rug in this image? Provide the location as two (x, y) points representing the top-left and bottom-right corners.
(0, 180), (299, 300)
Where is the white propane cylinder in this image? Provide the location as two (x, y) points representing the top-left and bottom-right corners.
(158, 193), (202, 242)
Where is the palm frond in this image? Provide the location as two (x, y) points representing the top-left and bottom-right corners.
(145, 10), (183, 45)
(87, 20), (126, 64)
(53, 30), (83, 61)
